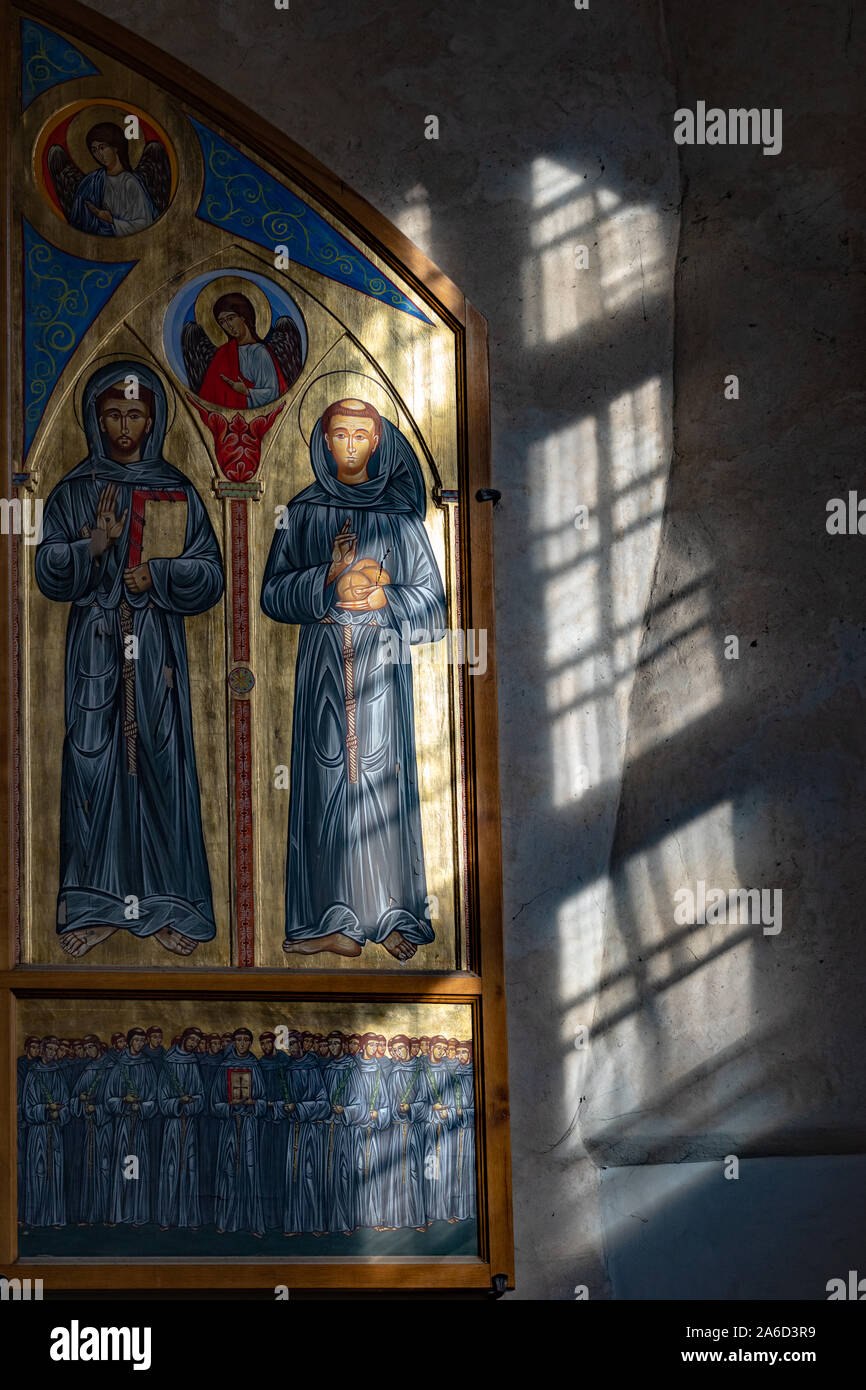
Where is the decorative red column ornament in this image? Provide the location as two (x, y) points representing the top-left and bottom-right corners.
(187, 397), (284, 966)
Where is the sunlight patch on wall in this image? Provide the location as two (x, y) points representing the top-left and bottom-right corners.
(529, 379), (679, 809)
(576, 800), (764, 1154)
(395, 182), (432, 256)
(523, 158), (665, 347)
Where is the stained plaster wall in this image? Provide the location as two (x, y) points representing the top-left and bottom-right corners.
(79, 0), (864, 1300)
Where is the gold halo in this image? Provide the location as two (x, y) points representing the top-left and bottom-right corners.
(66, 103), (146, 176)
(194, 276), (272, 345)
(72, 355), (176, 435)
(298, 372), (400, 446)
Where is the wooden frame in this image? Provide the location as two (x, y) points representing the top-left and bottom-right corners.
(0, 0), (512, 1292)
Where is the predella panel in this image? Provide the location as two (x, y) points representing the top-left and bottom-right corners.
(17, 999), (477, 1256)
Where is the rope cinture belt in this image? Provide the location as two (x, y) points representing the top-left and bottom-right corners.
(321, 615), (379, 783)
(120, 599), (137, 775)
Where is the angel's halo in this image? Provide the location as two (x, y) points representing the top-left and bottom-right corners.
(193, 276), (273, 345)
(298, 372), (400, 446)
(72, 354), (177, 436)
(66, 102), (147, 175)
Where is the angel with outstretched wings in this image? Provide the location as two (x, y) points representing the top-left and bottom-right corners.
(181, 291), (303, 410)
(47, 120), (171, 237)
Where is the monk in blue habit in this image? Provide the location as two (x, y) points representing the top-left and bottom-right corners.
(384, 1034), (427, 1231)
(107, 1032), (127, 1066)
(452, 1040), (476, 1222)
(198, 1035), (223, 1224)
(21, 1036), (71, 1229)
(61, 1039), (84, 1219)
(321, 1034), (359, 1234)
(70, 1035), (113, 1226)
(420, 1035), (460, 1226)
(17, 1035), (40, 1088)
(105, 1027), (158, 1225)
(260, 398), (446, 963)
(145, 1025), (167, 1211)
(277, 1033), (330, 1236)
(210, 1028), (268, 1236)
(257, 1030), (289, 1230)
(145, 1026), (167, 1072)
(156, 1027), (205, 1230)
(348, 1033), (393, 1230)
(17, 1035), (40, 1226)
(35, 361), (223, 959)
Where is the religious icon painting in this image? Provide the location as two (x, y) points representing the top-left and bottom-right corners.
(164, 270), (307, 411)
(35, 358), (224, 962)
(20, 352), (232, 967)
(34, 99), (176, 238)
(2, 0), (512, 1293)
(15, 998), (478, 1258)
(259, 372), (453, 969)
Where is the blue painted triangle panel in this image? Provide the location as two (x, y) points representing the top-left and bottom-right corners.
(23, 220), (136, 455)
(189, 117), (433, 325)
(21, 19), (100, 110)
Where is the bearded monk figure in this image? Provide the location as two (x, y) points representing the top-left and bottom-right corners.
(35, 362), (223, 959)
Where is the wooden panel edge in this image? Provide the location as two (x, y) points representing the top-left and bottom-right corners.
(464, 302), (513, 1286)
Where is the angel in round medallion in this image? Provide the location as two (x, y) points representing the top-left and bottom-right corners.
(47, 118), (172, 238)
(181, 289), (303, 410)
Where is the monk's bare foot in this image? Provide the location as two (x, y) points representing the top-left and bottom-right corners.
(155, 926), (198, 956)
(282, 932), (362, 958)
(60, 925), (117, 957)
(381, 930), (417, 963)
